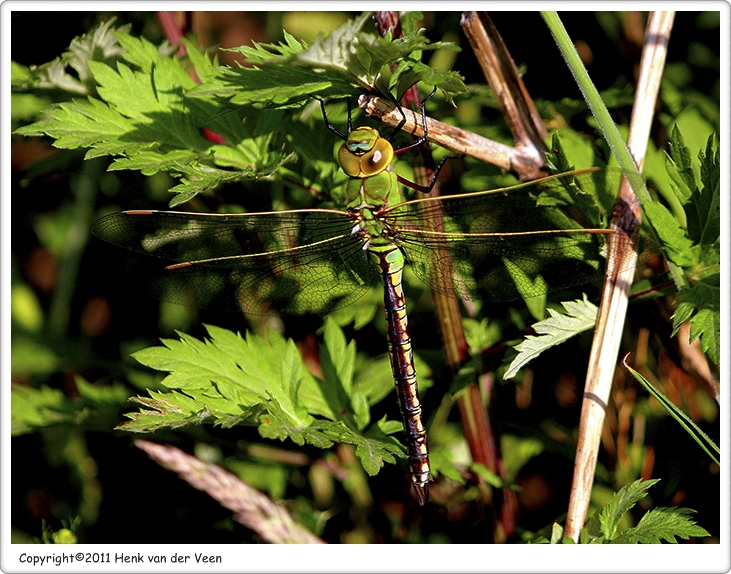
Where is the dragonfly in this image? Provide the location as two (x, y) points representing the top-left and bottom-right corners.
(91, 92), (638, 505)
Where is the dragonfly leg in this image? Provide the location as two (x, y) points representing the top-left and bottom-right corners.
(316, 97), (348, 140)
(388, 86), (461, 195)
(388, 86), (438, 152)
(396, 153), (456, 195)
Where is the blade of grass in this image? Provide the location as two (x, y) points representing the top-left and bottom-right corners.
(623, 356), (720, 465)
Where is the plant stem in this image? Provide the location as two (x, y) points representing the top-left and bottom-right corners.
(541, 11), (676, 541)
(540, 11), (649, 201)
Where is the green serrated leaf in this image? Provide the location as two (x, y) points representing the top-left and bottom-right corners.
(120, 325), (407, 478)
(671, 280), (720, 364)
(504, 295), (598, 379)
(655, 128), (721, 364)
(180, 37), (219, 84)
(119, 391), (214, 432)
(643, 200), (700, 268)
(227, 29), (309, 64)
(354, 423), (405, 475)
(12, 19), (130, 96)
(225, 13), (466, 104)
(656, 127), (720, 265)
(11, 385), (78, 435)
(645, 128), (720, 365)
(597, 479), (660, 540)
(129, 327), (314, 427)
(258, 402), (338, 447)
(114, 30), (178, 74)
(318, 319), (361, 427)
(611, 507), (710, 544)
(205, 65), (349, 107)
(296, 13), (377, 86)
(14, 97), (130, 150)
(15, 34), (295, 203)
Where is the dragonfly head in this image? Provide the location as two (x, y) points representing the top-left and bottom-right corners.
(338, 126), (394, 179)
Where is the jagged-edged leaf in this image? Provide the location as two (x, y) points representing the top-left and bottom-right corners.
(654, 129), (721, 364)
(11, 19), (130, 96)
(504, 295), (598, 379)
(12, 384), (82, 435)
(672, 280), (721, 365)
(598, 479), (660, 540)
(611, 507), (710, 543)
(12, 378), (130, 436)
(198, 13), (465, 108)
(129, 327), (314, 426)
(119, 324), (407, 476)
(354, 418), (405, 475)
(575, 479), (714, 543)
(14, 31), (295, 204)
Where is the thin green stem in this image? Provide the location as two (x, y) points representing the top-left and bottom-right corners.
(540, 12), (649, 203)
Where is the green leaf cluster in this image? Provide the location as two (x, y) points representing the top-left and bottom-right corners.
(216, 12), (464, 105)
(15, 29), (296, 206)
(502, 126), (720, 370)
(643, 128), (720, 364)
(583, 479), (710, 543)
(119, 321), (406, 477)
(15, 17), (465, 207)
(538, 480), (709, 543)
(12, 378), (130, 436)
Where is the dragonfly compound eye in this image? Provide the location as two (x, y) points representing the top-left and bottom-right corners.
(338, 131), (394, 178)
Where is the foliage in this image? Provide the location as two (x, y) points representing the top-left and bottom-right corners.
(10, 11), (720, 546)
(119, 321), (408, 477)
(655, 130), (720, 363)
(14, 16), (465, 206)
(538, 480), (709, 543)
(39, 518), (82, 545)
(584, 479), (709, 543)
(504, 295), (599, 379)
(12, 378), (130, 436)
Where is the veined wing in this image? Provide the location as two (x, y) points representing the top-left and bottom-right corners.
(91, 209), (376, 315)
(383, 169), (643, 302)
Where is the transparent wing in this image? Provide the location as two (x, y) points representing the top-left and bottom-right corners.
(385, 169), (643, 302)
(91, 209), (376, 315)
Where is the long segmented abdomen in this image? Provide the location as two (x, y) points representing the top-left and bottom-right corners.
(370, 242), (430, 505)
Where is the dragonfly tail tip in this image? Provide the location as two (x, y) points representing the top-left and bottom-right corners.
(414, 483), (429, 506)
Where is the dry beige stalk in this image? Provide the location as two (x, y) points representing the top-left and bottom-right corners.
(136, 440), (324, 544)
(564, 11), (676, 541)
